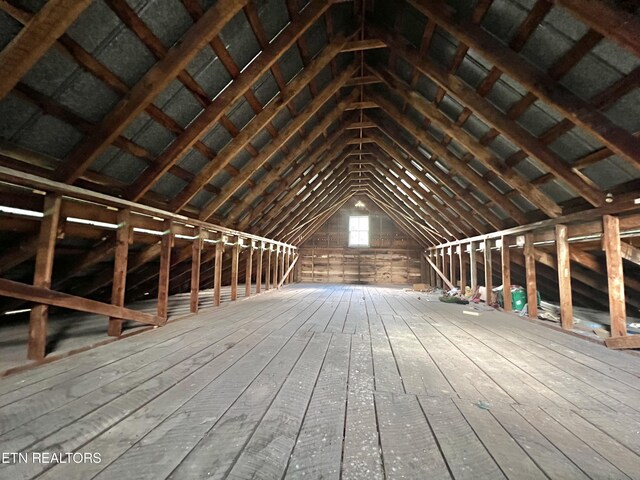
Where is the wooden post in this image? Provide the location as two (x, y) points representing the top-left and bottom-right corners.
(256, 241), (264, 293)
(501, 235), (512, 312)
(265, 244), (272, 290)
(442, 248), (449, 289)
(435, 249), (442, 288)
(469, 241), (478, 290)
(245, 240), (255, 297)
(603, 215), (627, 337)
(484, 239), (493, 303)
(108, 208), (131, 336)
(276, 247), (287, 288)
(230, 237), (241, 301)
(272, 245), (279, 289)
(285, 247), (291, 285)
(449, 246), (456, 288)
(214, 235), (226, 306)
(157, 220), (173, 324)
(458, 245), (466, 294)
(189, 227), (203, 314)
(27, 194), (62, 360)
(429, 251), (436, 286)
(524, 233), (538, 318)
(555, 225), (573, 329)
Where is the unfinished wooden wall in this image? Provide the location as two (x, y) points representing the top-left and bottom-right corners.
(300, 204), (422, 284)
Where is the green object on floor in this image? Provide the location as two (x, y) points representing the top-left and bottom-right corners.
(497, 287), (539, 311)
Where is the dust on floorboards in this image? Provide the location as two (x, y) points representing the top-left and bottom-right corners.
(0, 284), (639, 479)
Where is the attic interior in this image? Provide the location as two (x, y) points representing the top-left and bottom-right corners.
(1, 0), (640, 478)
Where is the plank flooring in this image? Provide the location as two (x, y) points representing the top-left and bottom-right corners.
(1, 284), (639, 479)
(0, 285), (258, 374)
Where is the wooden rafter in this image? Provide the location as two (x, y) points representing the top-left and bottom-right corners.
(54, 0), (248, 184)
(407, 0), (640, 169)
(0, 0), (92, 101)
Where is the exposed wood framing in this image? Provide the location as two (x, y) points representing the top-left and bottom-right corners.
(501, 236), (512, 312)
(157, 220), (174, 323)
(27, 194), (62, 360)
(108, 209), (131, 337)
(523, 233), (538, 319)
(603, 215), (627, 337)
(555, 224), (573, 330)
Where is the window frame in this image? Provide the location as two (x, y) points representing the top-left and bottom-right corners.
(348, 215), (370, 247)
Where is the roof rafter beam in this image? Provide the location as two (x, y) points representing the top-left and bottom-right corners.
(406, 0), (640, 168)
(367, 122), (506, 230)
(128, 1), (337, 201)
(54, 0), (249, 184)
(369, 77), (564, 218)
(368, 93), (530, 224)
(0, 0), (92, 101)
(369, 32), (606, 208)
(197, 75), (360, 220)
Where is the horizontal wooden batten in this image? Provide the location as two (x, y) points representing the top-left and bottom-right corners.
(0, 277), (160, 326)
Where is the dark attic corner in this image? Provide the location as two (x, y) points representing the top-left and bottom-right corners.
(0, 0), (640, 478)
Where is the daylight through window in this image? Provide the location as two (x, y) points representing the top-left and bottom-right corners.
(349, 215), (369, 247)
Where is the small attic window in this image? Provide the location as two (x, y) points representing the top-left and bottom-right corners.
(349, 216), (369, 247)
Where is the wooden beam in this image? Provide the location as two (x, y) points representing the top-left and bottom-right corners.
(245, 240), (255, 297)
(604, 335), (640, 350)
(190, 226), (203, 313)
(424, 253), (456, 290)
(370, 32), (604, 207)
(0, 278), (160, 327)
(127, 3), (337, 201)
(620, 241), (640, 266)
(108, 209), (131, 337)
(555, 224), (573, 329)
(370, 70), (564, 217)
(279, 246), (286, 288)
(407, 0), (640, 169)
(197, 72), (359, 220)
(341, 38), (386, 52)
(556, 0), (640, 58)
(213, 235), (225, 306)
(278, 255), (299, 289)
(265, 245), (272, 290)
(523, 233), (538, 318)
(54, 0), (247, 183)
(255, 241), (264, 294)
(157, 220), (173, 323)
(603, 215), (627, 337)
(0, 0), (92, 101)
(469, 241), (478, 290)
(230, 238), (241, 300)
(458, 245), (467, 293)
(272, 246), (280, 289)
(484, 239), (493, 303)
(27, 194), (62, 360)
(501, 236), (512, 312)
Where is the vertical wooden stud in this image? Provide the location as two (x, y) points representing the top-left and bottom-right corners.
(524, 233), (538, 319)
(27, 194), (62, 360)
(285, 247), (291, 285)
(429, 251), (436, 287)
(435, 249), (442, 288)
(245, 240), (255, 297)
(469, 241), (478, 290)
(230, 237), (241, 301)
(273, 245), (280, 289)
(108, 208), (131, 336)
(442, 248), (449, 288)
(265, 244), (272, 290)
(449, 246), (456, 287)
(458, 245), (467, 294)
(256, 241), (264, 294)
(501, 235), (512, 312)
(157, 220), (173, 324)
(189, 227), (203, 314)
(279, 246), (285, 288)
(603, 215), (627, 337)
(484, 239), (493, 303)
(555, 225), (573, 329)
(214, 234), (226, 306)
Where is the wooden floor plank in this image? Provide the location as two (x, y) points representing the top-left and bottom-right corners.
(285, 333), (351, 479)
(226, 333), (332, 480)
(342, 333), (384, 479)
(376, 392), (451, 479)
(0, 284), (638, 480)
(419, 396), (506, 480)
